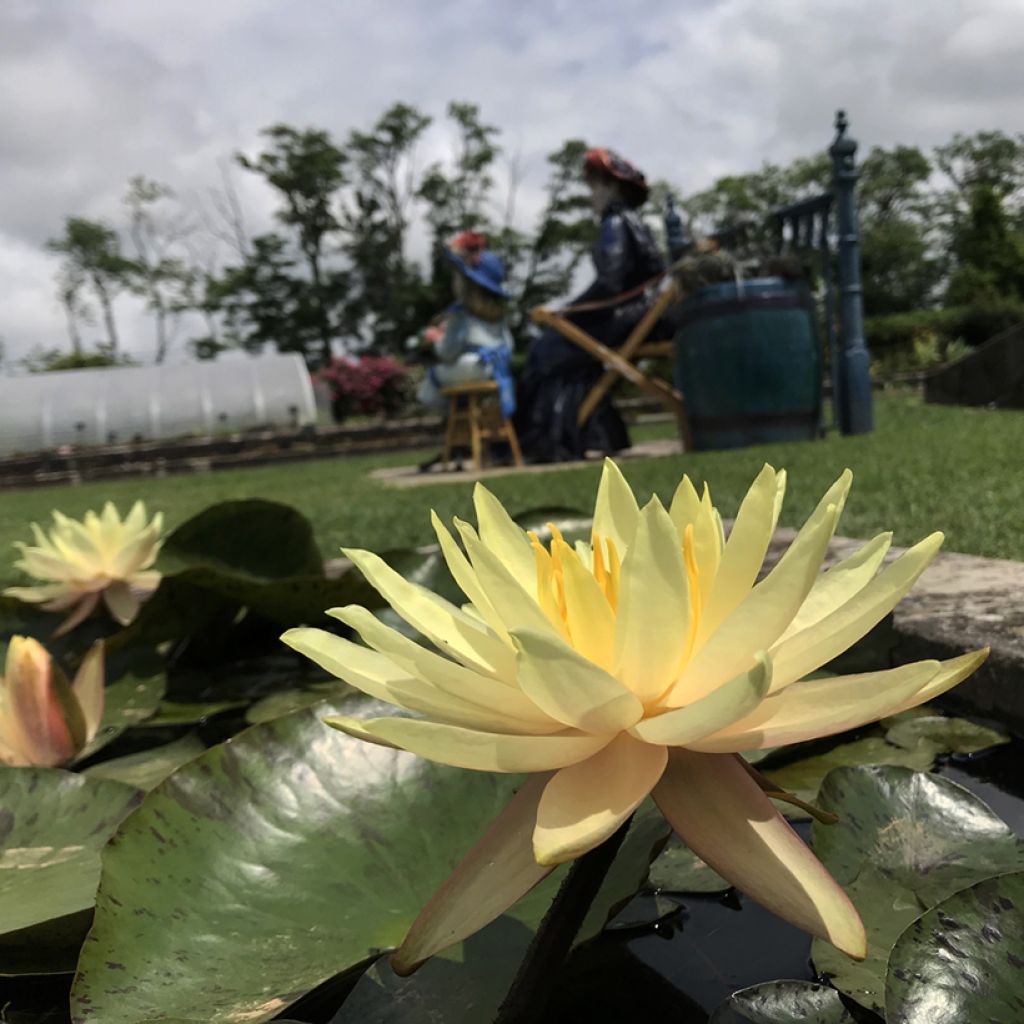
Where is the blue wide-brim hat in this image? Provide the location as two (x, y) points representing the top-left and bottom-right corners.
(444, 247), (510, 300)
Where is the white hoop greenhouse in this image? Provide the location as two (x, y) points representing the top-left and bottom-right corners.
(0, 354), (317, 456)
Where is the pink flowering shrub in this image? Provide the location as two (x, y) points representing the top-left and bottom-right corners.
(318, 355), (412, 423)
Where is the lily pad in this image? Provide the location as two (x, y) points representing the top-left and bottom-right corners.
(85, 735), (207, 790)
(648, 835), (730, 894)
(709, 980), (855, 1023)
(762, 736), (935, 808)
(885, 871), (1024, 1024)
(245, 684), (353, 725)
(884, 714), (1009, 757)
(0, 769), (141, 974)
(159, 499), (324, 579)
(136, 699), (248, 726)
(71, 701), (536, 1023)
(73, 673), (166, 761)
(811, 766), (1024, 1013)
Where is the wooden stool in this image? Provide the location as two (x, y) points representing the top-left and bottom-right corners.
(441, 380), (524, 472)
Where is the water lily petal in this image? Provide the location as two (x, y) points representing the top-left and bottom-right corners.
(329, 607), (560, 731)
(392, 773), (553, 975)
(71, 641), (105, 740)
(2, 637), (82, 766)
(431, 513), (509, 642)
(455, 520), (563, 639)
(324, 715), (610, 772)
(696, 464), (783, 645)
(613, 498), (690, 702)
(131, 570), (163, 593)
(13, 546), (81, 582)
(653, 748), (866, 959)
(558, 540), (616, 670)
(103, 581), (141, 626)
(668, 478), (721, 605)
(53, 591), (101, 637)
(777, 532), (892, 643)
(473, 484), (536, 592)
(631, 654), (771, 745)
(669, 478), (846, 705)
(2, 583), (72, 605)
(593, 458), (639, 556)
(879, 648), (989, 716)
(534, 733), (667, 865)
(768, 532), (943, 692)
(343, 547), (515, 679)
(511, 628), (643, 733)
(687, 660), (941, 752)
(283, 627), (540, 733)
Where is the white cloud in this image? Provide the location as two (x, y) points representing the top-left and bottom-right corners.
(1, 0), (1021, 361)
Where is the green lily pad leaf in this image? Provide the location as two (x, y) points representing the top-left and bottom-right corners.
(244, 684), (353, 725)
(763, 736), (935, 809)
(85, 735), (206, 790)
(159, 499), (323, 579)
(74, 673), (166, 762)
(71, 701), (536, 1024)
(885, 871), (1024, 1024)
(811, 766), (1024, 1012)
(0, 769), (142, 973)
(709, 980), (855, 1023)
(885, 715), (1009, 757)
(648, 834), (730, 894)
(137, 700), (248, 726)
(113, 568), (383, 649)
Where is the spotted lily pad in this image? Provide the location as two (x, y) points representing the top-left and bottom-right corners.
(648, 835), (730, 894)
(884, 715), (1009, 757)
(84, 734), (207, 790)
(73, 672), (166, 761)
(885, 871), (1024, 1023)
(811, 766), (1024, 1013)
(709, 980), (855, 1022)
(0, 769), (142, 974)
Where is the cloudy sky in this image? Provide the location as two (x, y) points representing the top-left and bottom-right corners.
(2, 0), (1022, 363)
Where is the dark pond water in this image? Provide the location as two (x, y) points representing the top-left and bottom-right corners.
(543, 733), (1024, 1023)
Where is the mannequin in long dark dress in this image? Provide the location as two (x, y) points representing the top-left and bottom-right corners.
(515, 163), (665, 463)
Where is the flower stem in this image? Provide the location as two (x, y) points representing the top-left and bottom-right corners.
(495, 819), (632, 1024)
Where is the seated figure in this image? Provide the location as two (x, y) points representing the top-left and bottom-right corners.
(416, 232), (516, 469)
(515, 148), (666, 462)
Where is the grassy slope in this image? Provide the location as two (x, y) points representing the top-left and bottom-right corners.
(0, 395), (1020, 585)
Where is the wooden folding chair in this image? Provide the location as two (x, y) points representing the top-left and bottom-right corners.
(530, 277), (694, 450)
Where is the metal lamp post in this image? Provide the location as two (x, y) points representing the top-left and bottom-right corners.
(830, 110), (874, 435)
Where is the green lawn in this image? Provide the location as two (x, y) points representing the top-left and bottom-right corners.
(1, 394), (1021, 585)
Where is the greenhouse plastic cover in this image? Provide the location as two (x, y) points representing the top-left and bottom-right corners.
(0, 353), (316, 456)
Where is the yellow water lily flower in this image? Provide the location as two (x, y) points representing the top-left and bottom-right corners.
(4, 502), (163, 635)
(282, 461), (987, 973)
(0, 636), (104, 767)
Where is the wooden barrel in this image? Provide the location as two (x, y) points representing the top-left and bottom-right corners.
(673, 278), (823, 451)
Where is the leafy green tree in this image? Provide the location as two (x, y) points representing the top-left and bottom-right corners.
(237, 125), (348, 364)
(502, 139), (596, 336)
(340, 103), (434, 350)
(47, 217), (134, 353)
(946, 184), (1024, 305)
(209, 234), (349, 360)
(935, 130), (1024, 201)
(122, 176), (197, 363)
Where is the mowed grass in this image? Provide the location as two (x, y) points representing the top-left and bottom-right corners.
(0, 394), (1021, 586)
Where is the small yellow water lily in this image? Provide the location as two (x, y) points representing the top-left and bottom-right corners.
(283, 461), (987, 972)
(0, 636), (104, 767)
(4, 502), (163, 635)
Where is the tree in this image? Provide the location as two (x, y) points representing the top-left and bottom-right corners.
(47, 218), (134, 353)
(237, 125), (348, 364)
(340, 103), (434, 350)
(945, 184), (1024, 305)
(55, 265), (90, 355)
(504, 139), (596, 336)
(856, 145), (940, 314)
(935, 130), (1024, 202)
(122, 176), (197, 363)
(209, 234), (350, 360)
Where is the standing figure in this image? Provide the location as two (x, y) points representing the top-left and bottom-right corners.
(416, 232), (516, 469)
(515, 148), (665, 462)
